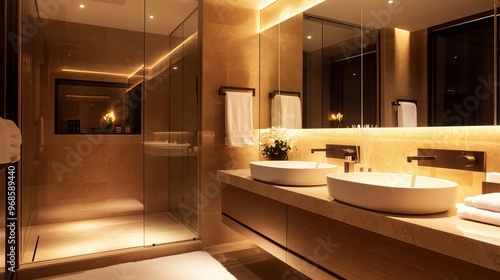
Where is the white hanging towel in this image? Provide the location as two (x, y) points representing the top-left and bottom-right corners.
(225, 91), (254, 147)
(271, 95), (302, 129)
(397, 101), (417, 127)
(0, 117), (22, 164)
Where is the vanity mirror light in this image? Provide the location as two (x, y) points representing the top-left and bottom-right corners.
(260, 0), (497, 128)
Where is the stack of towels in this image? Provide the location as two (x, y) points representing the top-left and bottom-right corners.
(457, 193), (500, 227)
(0, 117), (22, 165)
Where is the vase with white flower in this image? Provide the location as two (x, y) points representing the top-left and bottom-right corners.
(259, 127), (296, 160)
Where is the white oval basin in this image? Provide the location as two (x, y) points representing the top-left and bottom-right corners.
(327, 172), (458, 214)
(250, 161), (338, 186)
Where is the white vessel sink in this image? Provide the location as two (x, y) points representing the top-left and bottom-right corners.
(327, 172), (458, 214)
(250, 161), (337, 186)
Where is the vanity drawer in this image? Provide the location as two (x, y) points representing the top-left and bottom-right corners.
(222, 185), (286, 246)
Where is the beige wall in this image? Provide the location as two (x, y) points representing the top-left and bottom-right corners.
(199, 0), (261, 246)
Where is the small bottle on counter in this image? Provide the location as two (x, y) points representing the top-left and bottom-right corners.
(115, 123), (121, 133)
(125, 119), (131, 133)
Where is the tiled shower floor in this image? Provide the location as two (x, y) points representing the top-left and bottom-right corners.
(21, 212), (197, 264)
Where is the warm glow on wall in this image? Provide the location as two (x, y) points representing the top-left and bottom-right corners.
(260, 0), (325, 32)
(394, 28), (410, 49)
(258, 0), (278, 10)
(394, 28), (410, 82)
(145, 31), (198, 79)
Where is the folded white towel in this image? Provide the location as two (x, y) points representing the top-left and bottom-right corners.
(457, 204), (500, 227)
(464, 192), (500, 212)
(0, 117), (22, 164)
(397, 101), (417, 127)
(271, 95), (302, 129)
(225, 91), (254, 147)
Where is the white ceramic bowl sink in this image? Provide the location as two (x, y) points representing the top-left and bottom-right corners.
(327, 172), (458, 214)
(250, 161), (338, 186)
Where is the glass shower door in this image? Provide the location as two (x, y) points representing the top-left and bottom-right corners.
(143, 4), (199, 245)
(20, 0), (146, 263)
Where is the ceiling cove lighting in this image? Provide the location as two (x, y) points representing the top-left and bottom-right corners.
(61, 68), (131, 77)
(260, 0), (325, 32)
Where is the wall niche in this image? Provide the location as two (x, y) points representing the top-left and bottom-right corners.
(55, 79), (141, 134)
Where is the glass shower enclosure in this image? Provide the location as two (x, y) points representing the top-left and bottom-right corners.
(19, 0), (199, 264)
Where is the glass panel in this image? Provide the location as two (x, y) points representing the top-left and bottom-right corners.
(21, 0), (199, 263)
(20, 0), (145, 262)
(143, 3), (198, 245)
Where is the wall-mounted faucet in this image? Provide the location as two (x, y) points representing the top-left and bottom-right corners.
(311, 144), (359, 160)
(311, 148), (335, 154)
(407, 156), (436, 163)
(407, 148), (485, 172)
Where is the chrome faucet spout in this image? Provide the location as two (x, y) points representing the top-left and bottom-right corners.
(407, 156), (436, 163)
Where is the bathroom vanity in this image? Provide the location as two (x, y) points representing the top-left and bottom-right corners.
(218, 169), (500, 280)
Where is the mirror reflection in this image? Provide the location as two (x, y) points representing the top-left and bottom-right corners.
(303, 16), (378, 128)
(55, 79), (141, 134)
(263, 0), (496, 128)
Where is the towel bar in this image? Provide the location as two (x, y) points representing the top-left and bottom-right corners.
(269, 90), (301, 99)
(218, 86), (255, 96)
(391, 99), (417, 106)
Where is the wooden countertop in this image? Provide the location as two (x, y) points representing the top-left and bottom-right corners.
(218, 169), (500, 273)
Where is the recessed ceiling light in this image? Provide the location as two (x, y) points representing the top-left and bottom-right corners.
(79, 4), (85, 8)
(388, 0), (394, 4)
(307, 35), (312, 39)
(149, 15), (154, 19)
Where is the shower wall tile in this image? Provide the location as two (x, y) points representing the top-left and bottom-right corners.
(107, 143), (143, 181)
(34, 135), (143, 224)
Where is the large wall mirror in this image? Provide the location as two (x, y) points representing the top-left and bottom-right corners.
(261, 0), (497, 128)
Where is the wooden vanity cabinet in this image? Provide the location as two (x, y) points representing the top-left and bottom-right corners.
(287, 206), (499, 280)
(221, 184), (500, 279)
